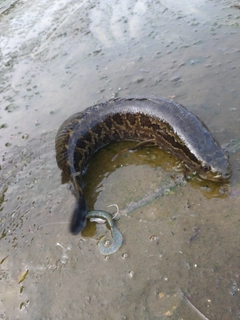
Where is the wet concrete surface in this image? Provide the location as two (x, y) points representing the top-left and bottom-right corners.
(0, 0), (240, 319)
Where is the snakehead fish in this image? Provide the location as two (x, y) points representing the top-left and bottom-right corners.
(55, 97), (232, 235)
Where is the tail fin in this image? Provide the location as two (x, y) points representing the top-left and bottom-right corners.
(70, 194), (88, 235)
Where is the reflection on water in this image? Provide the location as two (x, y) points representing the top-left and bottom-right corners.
(0, 0), (240, 319)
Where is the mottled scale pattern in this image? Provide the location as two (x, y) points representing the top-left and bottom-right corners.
(55, 97), (232, 234)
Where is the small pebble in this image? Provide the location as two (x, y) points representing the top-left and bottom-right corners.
(104, 239), (111, 247)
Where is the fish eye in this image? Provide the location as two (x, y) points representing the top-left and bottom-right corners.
(201, 164), (211, 172)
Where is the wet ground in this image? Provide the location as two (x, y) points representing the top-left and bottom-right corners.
(0, 0), (240, 319)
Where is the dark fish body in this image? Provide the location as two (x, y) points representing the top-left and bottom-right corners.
(55, 97), (232, 234)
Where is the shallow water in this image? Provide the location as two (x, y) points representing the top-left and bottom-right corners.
(0, 0), (240, 319)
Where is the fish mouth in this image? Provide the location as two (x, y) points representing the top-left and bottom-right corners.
(218, 166), (232, 181)
(199, 169), (232, 182)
